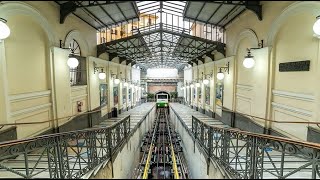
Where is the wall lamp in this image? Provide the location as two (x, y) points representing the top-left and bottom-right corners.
(243, 40), (263, 69)
(93, 62), (106, 80)
(202, 72), (211, 85)
(217, 62), (230, 80)
(313, 15), (320, 36)
(111, 71), (120, 84)
(123, 79), (128, 87)
(60, 40), (79, 68)
(0, 18), (10, 40)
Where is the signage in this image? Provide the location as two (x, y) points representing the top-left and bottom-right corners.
(279, 60), (310, 72)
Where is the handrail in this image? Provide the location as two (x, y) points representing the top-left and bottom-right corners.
(0, 115), (130, 148)
(191, 115), (320, 150)
(170, 105), (320, 179)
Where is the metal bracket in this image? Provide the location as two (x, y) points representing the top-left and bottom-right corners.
(119, 56), (128, 64)
(60, 1), (77, 24)
(109, 53), (118, 61)
(245, 1), (262, 21)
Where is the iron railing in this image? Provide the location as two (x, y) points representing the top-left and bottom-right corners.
(191, 116), (320, 179)
(97, 11), (225, 44)
(0, 115), (131, 179)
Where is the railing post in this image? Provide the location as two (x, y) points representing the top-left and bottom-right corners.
(249, 136), (260, 179)
(107, 128), (114, 178)
(221, 129), (230, 165)
(88, 131), (98, 169)
(47, 141), (59, 178)
(207, 126), (213, 175)
(55, 136), (70, 179)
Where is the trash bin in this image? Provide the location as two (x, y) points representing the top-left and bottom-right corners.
(112, 107), (118, 117)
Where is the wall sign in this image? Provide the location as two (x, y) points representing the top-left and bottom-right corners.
(279, 60), (310, 72)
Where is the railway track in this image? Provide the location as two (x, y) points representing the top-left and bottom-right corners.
(132, 108), (190, 179)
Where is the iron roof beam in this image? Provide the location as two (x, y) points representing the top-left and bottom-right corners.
(205, 4), (223, 24)
(75, 1), (108, 27)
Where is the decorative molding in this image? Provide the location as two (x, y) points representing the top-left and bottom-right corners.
(0, 1), (55, 45)
(11, 103), (52, 117)
(267, 1), (320, 46)
(71, 94), (88, 101)
(71, 85), (87, 92)
(271, 102), (313, 117)
(272, 90), (315, 102)
(236, 93), (252, 100)
(236, 84), (253, 91)
(232, 29), (259, 56)
(9, 90), (51, 103)
(65, 30), (89, 57)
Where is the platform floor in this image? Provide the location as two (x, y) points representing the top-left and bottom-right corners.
(170, 103), (230, 129)
(93, 102), (155, 130)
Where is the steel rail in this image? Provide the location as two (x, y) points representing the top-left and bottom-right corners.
(142, 109), (160, 179)
(165, 110), (180, 179)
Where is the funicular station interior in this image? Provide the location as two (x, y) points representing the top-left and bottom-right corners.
(1, 1), (320, 179)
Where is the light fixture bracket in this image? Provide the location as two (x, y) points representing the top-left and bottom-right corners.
(93, 62), (104, 74)
(0, 18), (7, 23)
(219, 62), (230, 74)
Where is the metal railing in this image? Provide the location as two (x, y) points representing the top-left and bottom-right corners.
(0, 115), (131, 179)
(97, 11), (225, 44)
(191, 116), (320, 179)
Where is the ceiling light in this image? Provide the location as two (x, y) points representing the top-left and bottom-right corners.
(124, 82), (128, 86)
(203, 79), (209, 85)
(196, 82), (200, 87)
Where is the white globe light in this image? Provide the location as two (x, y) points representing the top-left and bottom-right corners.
(98, 72), (106, 79)
(196, 82), (200, 87)
(243, 57), (255, 68)
(217, 72), (225, 80)
(203, 79), (209, 85)
(313, 17), (320, 36)
(0, 19), (10, 40)
(67, 57), (79, 68)
(186, 86), (190, 88)
(130, 84), (134, 88)
(142, 88), (144, 90)
(124, 82), (128, 86)
(190, 84), (194, 88)
(114, 78), (120, 84)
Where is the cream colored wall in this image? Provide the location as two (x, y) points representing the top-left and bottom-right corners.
(223, 1), (320, 140)
(6, 15), (49, 95)
(0, 1), (99, 139)
(204, 62), (215, 111)
(24, 1), (96, 55)
(225, 1), (295, 56)
(51, 47), (72, 127)
(270, 11), (318, 140)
